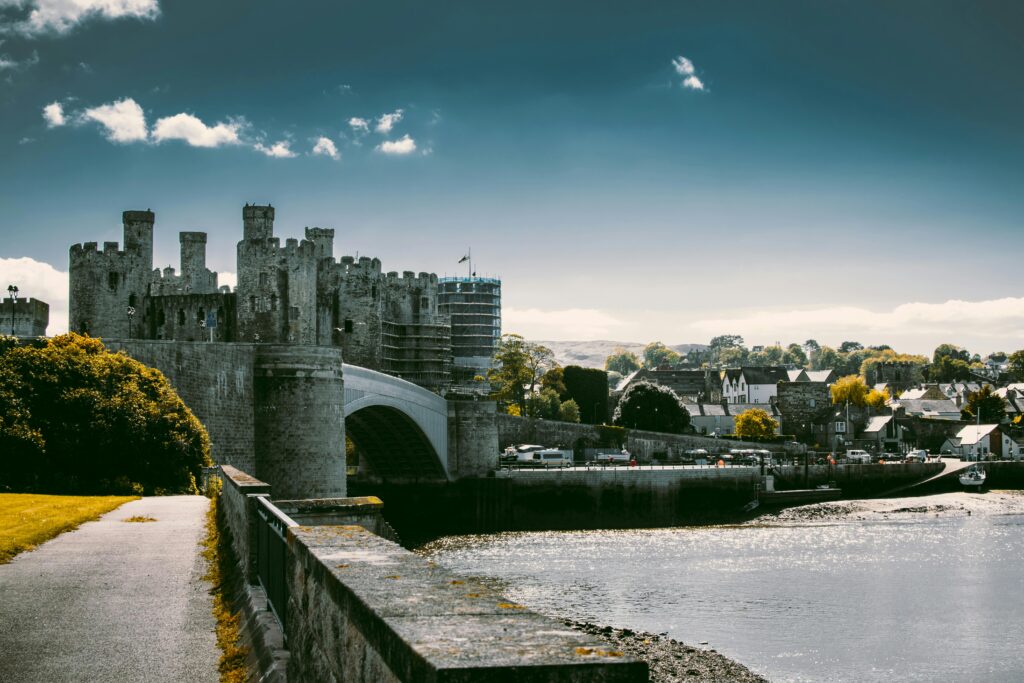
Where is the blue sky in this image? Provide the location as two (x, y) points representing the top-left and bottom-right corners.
(1, 1), (1022, 354)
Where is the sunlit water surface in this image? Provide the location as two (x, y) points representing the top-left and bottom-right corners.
(419, 514), (1024, 682)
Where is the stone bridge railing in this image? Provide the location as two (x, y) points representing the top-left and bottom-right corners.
(219, 465), (646, 682)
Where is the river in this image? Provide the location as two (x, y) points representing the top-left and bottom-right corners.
(419, 492), (1024, 682)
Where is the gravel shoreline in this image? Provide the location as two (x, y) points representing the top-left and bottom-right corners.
(565, 619), (768, 683)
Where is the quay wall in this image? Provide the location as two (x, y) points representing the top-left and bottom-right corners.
(219, 466), (646, 682)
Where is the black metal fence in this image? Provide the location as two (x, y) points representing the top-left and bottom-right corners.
(255, 496), (292, 629)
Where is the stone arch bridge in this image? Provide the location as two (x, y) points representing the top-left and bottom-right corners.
(105, 340), (497, 499)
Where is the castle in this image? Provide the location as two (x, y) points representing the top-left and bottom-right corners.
(69, 205), (456, 389)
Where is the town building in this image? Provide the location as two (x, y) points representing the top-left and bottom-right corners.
(69, 205), (454, 390)
(616, 367), (712, 402)
(721, 366), (790, 404)
(944, 424), (1021, 460)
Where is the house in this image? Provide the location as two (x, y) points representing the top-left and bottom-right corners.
(617, 368), (710, 401)
(861, 415), (901, 452)
(946, 424), (1021, 460)
(721, 366), (790, 404)
(898, 385), (947, 401)
(685, 401), (782, 436)
(805, 369), (838, 384)
(890, 398), (962, 421)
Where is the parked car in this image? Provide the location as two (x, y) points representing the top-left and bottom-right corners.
(593, 449), (631, 465)
(846, 449), (872, 464)
(905, 450), (928, 463)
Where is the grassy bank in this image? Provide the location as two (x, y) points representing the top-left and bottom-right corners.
(0, 493), (138, 564)
(200, 493), (249, 683)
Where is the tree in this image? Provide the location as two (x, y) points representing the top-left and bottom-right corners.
(612, 381), (690, 434)
(1008, 350), (1024, 382)
(813, 346), (840, 371)
(563, 365), (609, 424)
(933, 343), (971, 364)
(604, 347), (641, 375)
(488, 334), (555, 414)
(719, 346), (748, 367)
(864, 388), (890, 409)
(830, 375), (869, 407)
(839, 341), (864, 354)
(0, 333), (211, 495)
(928, 356), (972, 382)
(961, 386), (1007, 424)
(606, 370), (624, 391)
(559, 399), (581, 423)
(734, 408), (778, 439)
(643, 341), (680, 369)
(709, 335), (744, 351)
(526, 388), (562, 419)
(540, 366), (566, 396)
(783, 343), (808, 368)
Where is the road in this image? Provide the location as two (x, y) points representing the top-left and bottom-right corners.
(0, 496), (219, 683)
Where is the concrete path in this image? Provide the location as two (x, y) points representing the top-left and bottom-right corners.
(0, 496), (219, 683)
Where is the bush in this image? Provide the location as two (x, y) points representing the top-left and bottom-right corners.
(563, 365), (609, 425)
(612, 381), (690, 434)
(0, 333), (212, 495)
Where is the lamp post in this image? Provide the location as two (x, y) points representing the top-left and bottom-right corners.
(126, 306), (135, 339)
(7, 284), (19, 336)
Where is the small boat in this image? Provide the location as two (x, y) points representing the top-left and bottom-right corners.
(959, 464), (986, 489)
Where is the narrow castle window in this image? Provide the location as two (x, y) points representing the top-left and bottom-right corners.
(421, 296), (430, 310)
(371, 285), (378, 299)
(259, 272), (269, 288)
(157, 309), (165, 326)
(177, 309), (185, 326)
(270, 294), (277, 312)
(129, 293), (137, 307)
(108, 272), (119, 291)
(344, 319), (353, 333)
(250, 296), (257, 312)
(197, 308), (205, 324)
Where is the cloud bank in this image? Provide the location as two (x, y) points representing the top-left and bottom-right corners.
(151, 112), (241, 147)
(4, 0), (160, 37)
(376, 134), (416, 155)
(81, 97), (147, 142)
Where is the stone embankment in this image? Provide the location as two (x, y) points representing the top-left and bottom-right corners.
(565, 621), (768, 683)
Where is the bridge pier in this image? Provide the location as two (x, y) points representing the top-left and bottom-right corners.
(447, 399), (499, 478)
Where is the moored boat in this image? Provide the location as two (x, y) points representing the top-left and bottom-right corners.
(959, 464), (986, 489)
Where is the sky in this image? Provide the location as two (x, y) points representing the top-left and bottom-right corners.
(1, 1), (1022, 355)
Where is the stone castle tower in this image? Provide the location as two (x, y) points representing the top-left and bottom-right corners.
(69, 204), (454, 389)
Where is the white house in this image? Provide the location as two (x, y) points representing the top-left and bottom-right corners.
(947, 424), (1021, 460)
(721, 367), (790, 404)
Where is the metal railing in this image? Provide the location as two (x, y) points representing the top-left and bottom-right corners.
(254, 496), (297, 630)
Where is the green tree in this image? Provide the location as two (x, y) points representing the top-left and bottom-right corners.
(734, 408), (778, 439)
(1008, 350), (1024, 382)
(540, 366), (566, 396)
(643, 341), (680, 369)
(563, 365), (609, 424)
(612, 381), (690, 434)
(719, 346), (748, 367)
(839, 341), (864, 354)
(961, 386), (1007, 424)
(784, 343), (809, 368)
(0, 333), (211, 495)
(928, 356), (972, 382)
(830, 375), (869, 407)
(559, 399), (581, 423)
(488, 334), (555, 414)
(605, 347), (641, 375)
(709, 335), (744, 351)
(812, 345), (840, 371)
(526, 388), (562, 419)
(933, 343), (971, 364)
(606, 370), (624, 391)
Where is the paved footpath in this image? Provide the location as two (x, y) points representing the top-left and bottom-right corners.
(0, 496), (219, 682)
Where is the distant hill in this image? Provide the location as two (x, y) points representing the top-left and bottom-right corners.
(533, 340), (707, 370)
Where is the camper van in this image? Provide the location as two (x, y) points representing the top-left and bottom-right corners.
(517, 448), (573, 468)
(846, 449), (872, 464)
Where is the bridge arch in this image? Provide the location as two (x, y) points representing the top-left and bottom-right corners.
(342, 364), (450, 481)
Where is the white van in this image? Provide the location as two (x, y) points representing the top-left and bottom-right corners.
(846, 449), (871, 464)
(535, 449), (573, 468)
(905, 449), (927, 463)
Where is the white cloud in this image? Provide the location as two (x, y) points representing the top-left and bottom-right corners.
(348, 116), (369, 133)
(689, 298), (1024, 345)
(42, 100), (64, 127)
(375, 134), (416, 155)
(504, 307), (624, 341)
(682, 75), (705, 91)
(217, 271), (236, 290)
(375, 109), (403, 133)
(672, 54), (706, 91)
(5, 0), (160, 37)
(151, 112), (241, 147)
(311, 136), (339, 159)
(81, 97), (147, 143)
(672, 55), (695, 76)
(253, 140), (296, 158)
(0, 257), (69, 335)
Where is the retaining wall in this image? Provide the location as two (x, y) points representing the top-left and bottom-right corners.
(219, 466), (646, 682)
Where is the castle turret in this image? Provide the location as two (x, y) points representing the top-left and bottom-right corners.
(304, 227), (334, 260)
(180, 232), (208, 277)
(243, 204), (275, 240)
(123, 210), (154, 262)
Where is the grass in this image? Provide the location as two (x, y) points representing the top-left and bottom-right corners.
(200, 494), (249, 683)
(0, 493), (138, 564)
(123, 515), (157, 523)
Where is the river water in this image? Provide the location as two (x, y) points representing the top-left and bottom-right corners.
(419, 496), (1024, 682)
